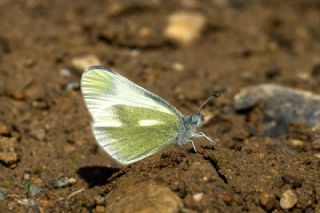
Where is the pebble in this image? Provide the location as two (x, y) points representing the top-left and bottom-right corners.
(105, 182), (183, 213)
(0, 123), (9, 136)
(51, 177), (76, 188)
(32, 98), (49, 110)
(61, 81), (80, 91)
(192, 193), (204, 202)
(233, 84), (320, 137)
(0, 188), (7, 200)
(71, 54), (101, 71)
(95, 205), (105, 213)
(314, 153), (320, 159)
(59, 68), (72, 77)
(172, 62), (185, 72)
(281, 174), (303, 188)
(259, 192), (276, 211)
(280, 189), (298, 209)
(17, 198), (37, 207)
(290, 139), (306, 150)
(164, 11), (206, 46)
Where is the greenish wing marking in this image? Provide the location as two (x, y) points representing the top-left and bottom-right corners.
(94, 105), (180, 164)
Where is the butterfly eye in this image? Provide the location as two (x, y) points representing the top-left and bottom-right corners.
(191, 115), (199, 124)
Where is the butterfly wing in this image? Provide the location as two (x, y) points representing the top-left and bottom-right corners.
(81, 66), (182, 165)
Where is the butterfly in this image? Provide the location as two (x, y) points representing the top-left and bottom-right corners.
(81, 66), (220, 165)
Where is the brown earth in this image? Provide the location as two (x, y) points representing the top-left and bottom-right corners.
(0, 0), (320, 212)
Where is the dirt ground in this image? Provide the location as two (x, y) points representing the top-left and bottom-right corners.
(0, 0), (320, 212)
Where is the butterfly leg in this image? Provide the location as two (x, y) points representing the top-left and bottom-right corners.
(193, 132), (218, 146)
(187, 139), (198, 153)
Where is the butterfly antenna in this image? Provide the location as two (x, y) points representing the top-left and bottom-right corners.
(196, 88), (225, 114)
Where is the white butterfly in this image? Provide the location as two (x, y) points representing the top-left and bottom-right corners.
(81, 66), (217, 165)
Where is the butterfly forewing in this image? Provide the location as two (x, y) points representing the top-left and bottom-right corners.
(81, 66), (181, 164)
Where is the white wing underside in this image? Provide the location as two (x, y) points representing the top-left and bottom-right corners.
(81, 66), (182, 164)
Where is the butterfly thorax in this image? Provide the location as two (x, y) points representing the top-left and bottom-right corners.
(175, 114), (204, 146)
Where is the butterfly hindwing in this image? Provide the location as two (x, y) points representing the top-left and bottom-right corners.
(81, 66), (182, 164)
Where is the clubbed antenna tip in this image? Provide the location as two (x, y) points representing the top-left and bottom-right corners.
(197, 88), (225, 113)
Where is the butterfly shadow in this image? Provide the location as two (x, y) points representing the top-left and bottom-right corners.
(76, 166), (121, 188)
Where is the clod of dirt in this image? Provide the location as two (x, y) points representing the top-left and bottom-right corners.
(233, 84), (320, 137)
(71, 55), (102, 71)
(0, 123), (9, 136)
(50, 177), (76, 188)
(105, 182), (183, 213)
(164, 11), (206, 46)
(280, 189), (298, 209)
(0, 188), (7, 200)
(29, 128), (46, 141)
(0, 136), (18, 167)
(259, 193), (277, 211)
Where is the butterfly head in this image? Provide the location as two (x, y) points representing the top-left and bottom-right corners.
(190, 113), (204, 126)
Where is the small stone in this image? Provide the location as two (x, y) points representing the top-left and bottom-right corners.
(105, 182), (183, 213)
(17, 198), (37, 207)
(71, 55), (101, 71)
(59, 68), (72, 77)
(0, 188), (7, 200)
(51, 177), (76, 188)
(281, 174), (303, 188)
(311, 64), (320, 77)
(172, 62), (185, 72)
(0, 123), (9, 136)
(290, 139), (306, 149)
(192, 193), (203, 202)
(164, 11), (206, 46)
(312, 139), (320, 150)
(95, 205), (105, 213)
(280, 189), (298, 209)
(61, 81), (80, 91)
(314, 153), (320, 159)
(32, 98), (49, 110)
(260, 193), (277, 211)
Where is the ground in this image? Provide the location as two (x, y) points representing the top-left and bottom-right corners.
(0, 0), (320, 212)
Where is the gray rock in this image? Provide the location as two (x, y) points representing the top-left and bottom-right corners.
(28, 184), (44, 197)
(233, 84), (320, 136)
(105, 182), (183, 213)
(51, 177), (76, 188)
(0, 188), (7, 200)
